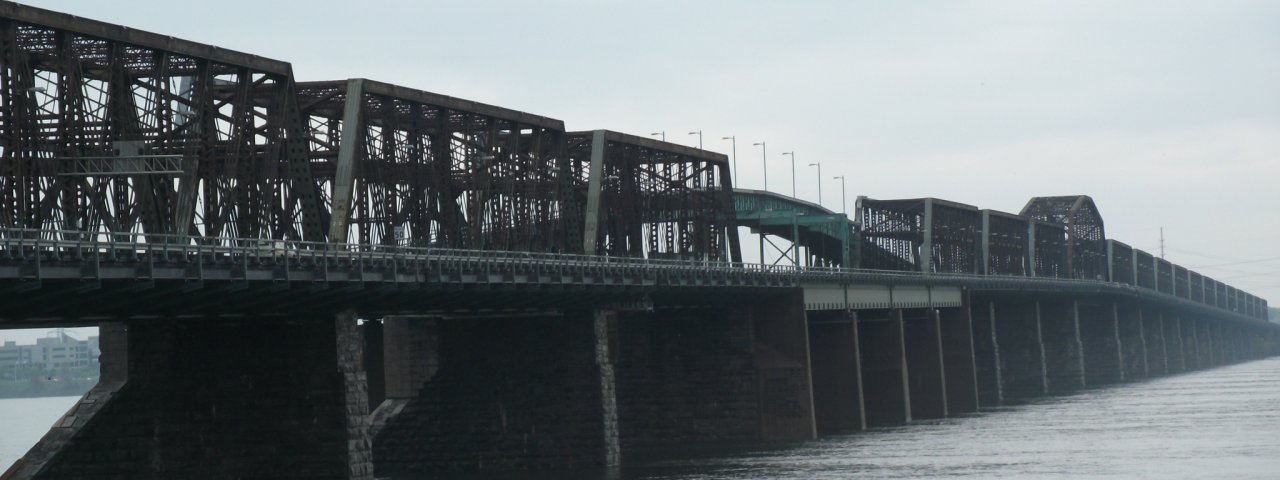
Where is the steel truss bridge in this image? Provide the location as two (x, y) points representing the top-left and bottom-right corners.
(0, 4), (1276, 480)
(0, 1), (1266, 324)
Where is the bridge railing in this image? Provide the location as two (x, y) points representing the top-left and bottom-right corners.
(0, 229), (1265, 322)
(0, 227), (1104, 289)
(0, 228), (808, 274)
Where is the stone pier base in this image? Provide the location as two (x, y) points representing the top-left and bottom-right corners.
(7, 314), (372, 480)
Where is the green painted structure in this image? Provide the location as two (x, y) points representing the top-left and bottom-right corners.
(732, 189), (857, 268)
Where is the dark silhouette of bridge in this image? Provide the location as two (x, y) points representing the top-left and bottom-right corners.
(0, 3), (1274, 479)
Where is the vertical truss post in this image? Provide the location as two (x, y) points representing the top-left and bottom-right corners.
(1106, 240), (1115, 282)
(171, 60), (210, 237)
(582, 130), (606, 255)
(328, 78), (365, 244)
(920, 198), (933, 274)
(1026, 218), (1037, 277)
(980, 211), (991, 275)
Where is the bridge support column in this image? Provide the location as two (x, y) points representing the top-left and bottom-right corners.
(1210, 323), (1227, 365)
(1077, 301), (1124, 385)
(858, 309), (911, 426)
(903, 309), (947, 420)
(1117, 302), (1148, 380)
(1198, 321), (1216, 367)
(1181, 317), (1201, 371)
(991, 300), (1047, 401)
(1164, 314), (1186, 373)
(369, 316), (439, 442)
(10, 314), (373, 480)
(968, 298), (1003, 407)
(750, 291), (818, 441)
(372, 311), (618, 475)
(1145, 310), (1168, 376)
(612, 291), (814, 459)
(363, 320), (386, 411)
(1219, 326), (1234, 364)
(939, 305), (979, 414)
(1039, 299), (1086, 393)
(808, 310), (865, 434)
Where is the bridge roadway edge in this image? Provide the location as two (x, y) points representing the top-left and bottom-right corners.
(0, 257), (1277, 477)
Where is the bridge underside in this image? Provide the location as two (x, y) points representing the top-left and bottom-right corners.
(6, 284), (1277, 479)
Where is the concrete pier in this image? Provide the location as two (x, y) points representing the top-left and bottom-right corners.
(1039, 299), (1085, 394)
(808, 311), (865, 434)
(1117, 302), (1148, 380)
(903, 309), (947, 420)
(1164, 313), (1186, 373)
(939, 306), (979, 414)
(1077, 301), (1124, 385)
(10, 315), (373, 480)
(858, 309), (911, 425)
(969, 299), (1004, 407)
(992, 300), (1048, 401)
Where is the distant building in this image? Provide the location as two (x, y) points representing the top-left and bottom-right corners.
(0, 331), (99, 372)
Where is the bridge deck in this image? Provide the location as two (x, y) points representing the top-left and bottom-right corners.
(0, 230), (1265, 329)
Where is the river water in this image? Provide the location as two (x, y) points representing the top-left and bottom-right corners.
(4, 358), (1280, 478)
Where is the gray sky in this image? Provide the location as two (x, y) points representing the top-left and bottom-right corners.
(2, 1), (1276, 343)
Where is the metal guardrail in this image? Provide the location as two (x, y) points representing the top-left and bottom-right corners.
(0, 229), (1266, 324)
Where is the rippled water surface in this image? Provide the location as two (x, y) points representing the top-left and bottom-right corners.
(612, 357), (1280, 480)
(0, 396), (80, 472)
(4, 360), (1279, 478)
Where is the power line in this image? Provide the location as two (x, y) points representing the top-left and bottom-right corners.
(1216, 270), (1280, 281)
(1163, 246), (1273, 264)
(1188, 256), (1280, 269)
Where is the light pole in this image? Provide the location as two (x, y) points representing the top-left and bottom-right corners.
(809, 162), (822, 206)
(688, 130), (702, 149)
(781, 151), (796, 198)
(752, 141), (767, 191)
(832, 176), (847, 214)
(650, 131), (665, 142)
(722, 136), (738, 186)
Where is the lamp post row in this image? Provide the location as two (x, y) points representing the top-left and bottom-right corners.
(651, 128), (848, 214)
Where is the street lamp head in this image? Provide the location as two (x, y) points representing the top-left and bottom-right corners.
(650, 132), (662, 136)
(832, 176), (843, 179)
(809, 163), (819, 167)
(722, 136), (734, 140)
(688, 131), (699, 135)
(782, 151), (793, 156)
(753, 142), (764, 146)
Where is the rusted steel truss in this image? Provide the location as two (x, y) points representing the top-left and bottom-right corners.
(297, 79), (572, 251)
(855, 197), (980, 274)
(0, 3), (323, 242)
(0, 3), (737, 259)
(0, 2), (1267, 315)
(1021, 195), (1106, 280)
(566, 130), (738, 261)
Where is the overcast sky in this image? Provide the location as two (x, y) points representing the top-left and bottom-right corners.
(3, 1), (1278, 343)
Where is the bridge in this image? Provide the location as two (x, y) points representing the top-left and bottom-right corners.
(0, 3), (1275, 479)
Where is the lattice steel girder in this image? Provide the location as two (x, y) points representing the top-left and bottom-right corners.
(1021, 195), (1106, 280)
(0, 2), (290, 75)
(1155, 258), (1174, 295)
(1029, 220), (1067, 278)
(297, 78), (572, 251)
(980, 209), (1029, 276)
(0, 2), (323, 241)
(856, 197), (980, 274)
(1133, 249), (1155, 289)
(567, 130), (738, 262)
(1105, 239), (1134, 285)
(1174, 265), (1190, 299)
